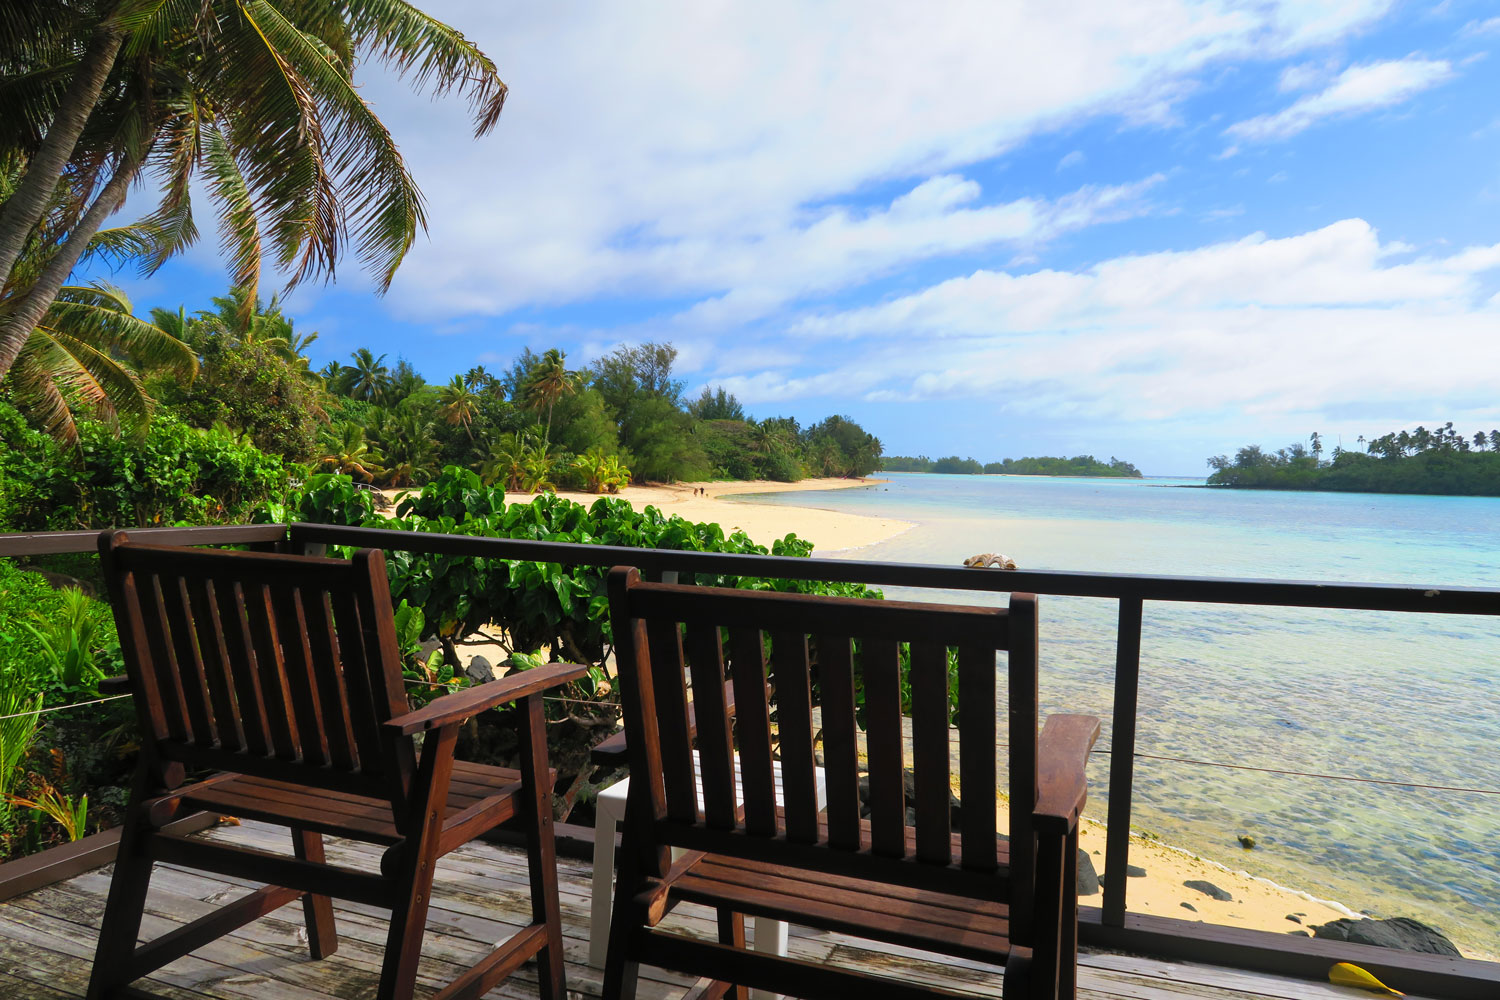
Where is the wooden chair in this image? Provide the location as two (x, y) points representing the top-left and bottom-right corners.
(602, 566), (1101, 1000)
(87, 531), (588, 1000)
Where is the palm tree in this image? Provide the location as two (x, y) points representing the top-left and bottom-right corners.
(437, 375), (479, 438)
(464, 365), (498, 394)
(341, 348), (391, 403)
(7, 282), (196, 445)
(0, 1), (508, 381)
(479, 432), (532, 491)
(521, 349), (580, 447)
(572, 448), (631, 493)
(317, 421), (384, 482)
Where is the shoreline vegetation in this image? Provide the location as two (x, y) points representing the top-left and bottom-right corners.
(1208, 425), (1500, 496)
(883, 454), (1143, 478)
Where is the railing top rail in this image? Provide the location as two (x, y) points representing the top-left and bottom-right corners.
(3, 520), (1496, 615)
(287, 522), (1500, 616)
(0, 524), (287, 558)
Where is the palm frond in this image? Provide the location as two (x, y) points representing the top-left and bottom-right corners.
(49, 285), (197, 376)
(343, 0), (508, 136)
(43, 325), (155, 430)
(201, 121), (264, 309)
(8, 336), (82, 445)
(242, 0), (424, 289)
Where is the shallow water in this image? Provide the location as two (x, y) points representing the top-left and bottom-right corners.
(728, 473), (1500, 952)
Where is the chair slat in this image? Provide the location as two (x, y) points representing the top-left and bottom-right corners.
(188, 576), (243, 752)
(910, 640), (952, 866)
(957, 643), (997, 872)
(863, 638), (904, 859)
(815, 634), (861, 852)
(215, 577), (273, 757)
(270, 585), (330, 768)
(770, 631), (819, 845)
(684, 622), (736, 830)
(328, 589), (385, 770)
(161, 574), (216, 746)
(646, 618), (698, 824)
(241, 581), (300, 760)
(302, 588), (360, 772)
(139, 574), (192, 743)
(1006, 594), (1040, 932)
(728, 627), (776, 837)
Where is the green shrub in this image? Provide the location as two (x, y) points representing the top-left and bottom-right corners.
(0, 401), (291, 531)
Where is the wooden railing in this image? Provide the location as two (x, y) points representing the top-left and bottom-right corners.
(4, 522), (1498, 997)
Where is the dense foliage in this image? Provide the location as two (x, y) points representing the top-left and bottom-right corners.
(884, 453), (1142, 477)
(1207, 425), (1500, 495)
(0, 400), (289, 531)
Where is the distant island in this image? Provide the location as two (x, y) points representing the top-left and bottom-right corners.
(1207, 425), (1500, 496)
(882, 454), (1143, 478)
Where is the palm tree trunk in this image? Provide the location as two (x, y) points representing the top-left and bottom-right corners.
(0, 20), (124, 296)
(0, 157), (139, 380)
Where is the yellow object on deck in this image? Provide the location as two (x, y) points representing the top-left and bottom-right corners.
(1329, 962), (1404, 995)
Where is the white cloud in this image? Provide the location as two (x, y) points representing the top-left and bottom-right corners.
(1277, 60), (1335, 92)
(1057, 150), (1086, 171)
(1462, 17), (1500, 36)
(1225, 57), (1454, 143)
(748, 220), (1500, 423)
(356, 0), (1394, 321)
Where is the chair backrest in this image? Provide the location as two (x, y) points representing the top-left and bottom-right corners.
(100, 531), (413, 801)
(607, 566), (1040, 923)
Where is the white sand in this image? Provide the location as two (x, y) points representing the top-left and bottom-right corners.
(389, 477), (914, 553)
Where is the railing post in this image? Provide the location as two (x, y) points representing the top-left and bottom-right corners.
(1102, 596), (1142, 927)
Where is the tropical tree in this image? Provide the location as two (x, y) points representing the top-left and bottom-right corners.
(0, 0), (508, 382)
(437, 375), (479, 438)
(572, 447), (631, 493)
(340, 348), (391, 403)
(479, 432), (531, 491)
(317, 421), (384, 482)
(6, 282), (196, 444)
(521, 348), (579, 447)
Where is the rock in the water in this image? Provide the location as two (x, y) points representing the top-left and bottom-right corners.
(1183, 879), (1233, 902)
(1126, 864), (1147, 878)
(1311, 918), (1462, 957)
(465, 654), (498, 683)
(1076, 850), (1099, 896)
(1180, 902), (1197, 912)
(1237, 835), (1256, 849)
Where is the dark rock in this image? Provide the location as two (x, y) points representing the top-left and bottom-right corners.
(1183, 879), (1233, 902)
(1076, 850), (1099, 896)
(1126, 865), (1147, 878)
(1285, 914), (1301, 924)
(1237, 835), (1256, 849)
(1180, 902), (1197, 912)
(1311, 918), (1462, 957)
(1287, 930), (1309, 937)
(465, 654), (497, 683)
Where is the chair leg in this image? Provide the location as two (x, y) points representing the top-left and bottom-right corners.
(377, 725), (458, 1000)
(1060, 826), (1080, 998)
(85, 833), (154, 1000)
(601, 850), (643, 1000)
(86, 770), (156, 1000)
(519, 693), (566, 1000)
(717, 908), (748, 1000)
(291, 827), (338, 960)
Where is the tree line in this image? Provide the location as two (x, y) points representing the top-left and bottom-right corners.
(1207, 424), (1500, 495)
(883, 454), (1142, 477)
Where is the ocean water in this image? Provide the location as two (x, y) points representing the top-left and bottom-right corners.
(728, 473), (1500, 952)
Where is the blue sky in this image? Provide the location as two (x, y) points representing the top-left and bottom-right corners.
(94, 1), (1500, 474)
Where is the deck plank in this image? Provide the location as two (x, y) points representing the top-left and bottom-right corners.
(0, 819), (1412, 1000)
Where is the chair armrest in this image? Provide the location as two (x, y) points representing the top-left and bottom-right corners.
(1033, 713), (1101, 833)
(588, 679), (740, 766)
(386, 662), (590, 736)
(99, 676), (132, 696)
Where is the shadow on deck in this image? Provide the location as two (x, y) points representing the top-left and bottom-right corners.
(0, 819), (1446, 1000)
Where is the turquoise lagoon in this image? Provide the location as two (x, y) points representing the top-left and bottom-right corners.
(727, 473), (1500, 953)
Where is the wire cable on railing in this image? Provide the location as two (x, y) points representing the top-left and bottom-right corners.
(0, 692), (132, 722)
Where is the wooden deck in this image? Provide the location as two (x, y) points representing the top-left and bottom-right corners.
(0, 820), (1441, 1000)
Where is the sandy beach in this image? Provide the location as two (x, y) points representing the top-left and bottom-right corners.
(406, 477), (915, 553)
